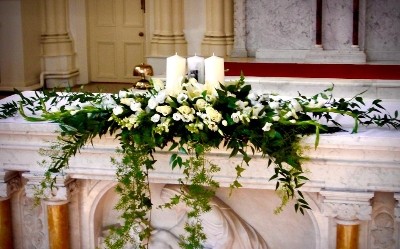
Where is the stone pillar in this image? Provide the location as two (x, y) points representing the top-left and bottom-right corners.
(0, 171), (20, 249)
(230, 0), (247, 57)
(41, 0), (79, 88)
(24, 173), (74, 249)
(306, 0), (366, 63)
(150, 0), (187, 56)
(201, 0), (234, 57)
(321, 191), (373, 249)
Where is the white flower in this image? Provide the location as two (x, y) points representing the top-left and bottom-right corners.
(156, 105), (172, 116)
(235, 100), (248, 110)
(272, 115), (280, 121)
(70, 110), (79, 115)
(262, 122), (272, 131)
(118, 90), (128, 98)
(231, 112), (241, 123)
(222, 120), (228, 126)
(120, 98), (134, 106)
(113, 106), (124, 115)
(130, 101), (142, 112)
(151, 114), (161, 123)
(284, 111), (293, 119)
(155, 91), (167, 104)
(152, 78), (165, 91)
(290, 99), (302, 112)
(177, 106), (194, 116)
(290, 119), (296, 123)
(195, 99), (208, 111)
(207, 122), (219, 131)
(177, 93), (188, 103)
(316, 95), (328, 108)
(147, 97), (158, 109)
(205, 106), (222, 123)
(173, 112), (182, 121)
(269, 101), (280, 109)
(247, 92), (258, 101)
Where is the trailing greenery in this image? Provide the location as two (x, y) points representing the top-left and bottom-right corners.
(0, 76), (399, 248)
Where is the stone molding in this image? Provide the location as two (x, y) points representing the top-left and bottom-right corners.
(394, 193), (400, 222)
(320, 191), (373, 225)
(23, 172), (75, 203)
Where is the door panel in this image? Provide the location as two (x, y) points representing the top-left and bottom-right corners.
(89, 0), (145, 83)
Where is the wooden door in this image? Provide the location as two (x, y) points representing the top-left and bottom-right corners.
(88, 0), (145, 83)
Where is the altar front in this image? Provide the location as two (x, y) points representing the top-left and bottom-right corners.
(1, 77), (400, 249)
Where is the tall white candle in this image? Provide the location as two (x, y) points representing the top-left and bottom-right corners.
(205, 55), (224, 89)
(166, 54), (186, 92)
(187, 55), (205, 84)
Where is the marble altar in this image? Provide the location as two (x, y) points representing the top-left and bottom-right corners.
(0, 77), (400, 248)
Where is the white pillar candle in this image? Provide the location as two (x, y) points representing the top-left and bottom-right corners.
(166, 53), (186, 92)
(187, 55), (205, 84)
(205, 55), (224, 89)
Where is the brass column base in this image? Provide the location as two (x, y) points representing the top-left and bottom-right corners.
(337, 223), (359, 249)
(0, 198), (14, 249)
(47, 203), (70, 249)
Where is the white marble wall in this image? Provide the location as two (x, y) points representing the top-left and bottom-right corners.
(364, 0), (400, 61)
(240, 0), (400, 62)
(245, 0), (313, 57)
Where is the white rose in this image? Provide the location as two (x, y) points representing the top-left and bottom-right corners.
(222, 120), (228, 126)
(195, 99), (208, 111)
(156, 105), (172, 116)
(231, 112), (241, 123)
(151, 114), (161, 123)
(205, 106), (222, 123)
(177, 106), (194, 115)
(262, 122), (272, 131)
(155, 91), (166, 104)
(113, 106), (124, 115)
(152, 78), (165, 91)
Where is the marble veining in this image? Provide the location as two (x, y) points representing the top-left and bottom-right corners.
(245, 0), (313, 55)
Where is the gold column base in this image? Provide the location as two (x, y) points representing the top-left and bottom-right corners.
(336, 223), (359, 249)
(47, 203), (70, 249)
(0, 198), (14, 249)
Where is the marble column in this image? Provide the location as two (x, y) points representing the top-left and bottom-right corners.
(41, 0), (79, 88)
(24, 173), (75, 249)
(231, 0), (247, 57)
(0, 171), (20, 249)
(307, 0), (366, 63)
(201, 0), (234, 57)
(150, 0), (187, 56)
(321, 191), (373, 249)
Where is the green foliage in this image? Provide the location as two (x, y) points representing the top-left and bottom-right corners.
(1, 77), (399, 249)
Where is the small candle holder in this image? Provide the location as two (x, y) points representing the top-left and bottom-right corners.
(133, 63), (154, 89)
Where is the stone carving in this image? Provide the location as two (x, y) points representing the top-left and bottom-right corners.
(371, 212), (395, 249)
(323, 202), (372, 222)
(154, 184), (269, 249)
(0, 172), (20, 198)
(21, 195), (46, 249)
(98, 184), (269, 249)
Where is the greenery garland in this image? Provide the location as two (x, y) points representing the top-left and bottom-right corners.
(1, 75), (399, 248)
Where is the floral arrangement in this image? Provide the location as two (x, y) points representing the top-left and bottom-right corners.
(0, 75), (399, 249)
